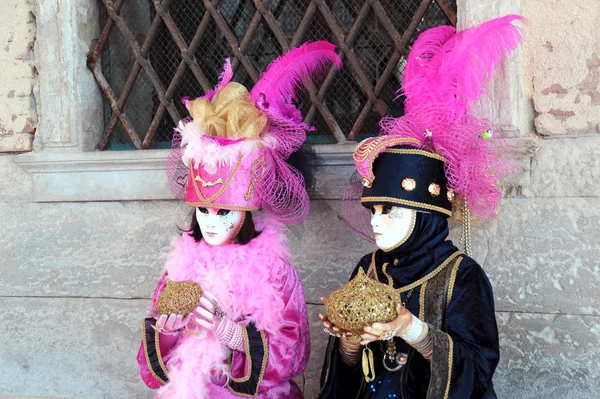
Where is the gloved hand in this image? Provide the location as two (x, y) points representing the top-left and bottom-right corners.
(155, 313), (193, 335)
(195, 291), (244, 350)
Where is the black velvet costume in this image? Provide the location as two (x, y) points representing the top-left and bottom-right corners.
(318, 212), (499, 399)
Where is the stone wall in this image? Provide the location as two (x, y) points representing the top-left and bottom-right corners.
(524, 0), (600, 136)
(0, 0), (37, 153)
(1, 0), (599, 398)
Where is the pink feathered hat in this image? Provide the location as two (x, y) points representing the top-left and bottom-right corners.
(344, 15), (526, 242)
(167, 42), (341, 224)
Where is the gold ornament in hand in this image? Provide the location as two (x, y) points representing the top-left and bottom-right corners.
(155, 279), (204, 316)
(324, 268), (398, 335)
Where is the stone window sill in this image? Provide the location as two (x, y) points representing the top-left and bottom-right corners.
(13, 138), (538, 202)
(13, 143), (358, 202)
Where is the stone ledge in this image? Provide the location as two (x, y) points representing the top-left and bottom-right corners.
(14, 150), (173, 202)
(13, 139), (536, 202)
(12, 146), (357, 202)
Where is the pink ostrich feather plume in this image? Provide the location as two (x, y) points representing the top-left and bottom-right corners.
(250, 41), (342, 120)
(379, 15), (526, 221)
(403, 14), (526, 120)
(204, 58), (234, 101)
(401, 25), (456, 112)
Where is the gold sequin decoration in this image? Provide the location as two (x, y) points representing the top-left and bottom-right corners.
(325, 268), (399, 335)
(428, 183), (441, 197)
(401, 178), (417, 192)
(155, 279), (204, 316)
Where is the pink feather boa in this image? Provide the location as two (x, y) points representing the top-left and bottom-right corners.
(156, 215), (290, 398)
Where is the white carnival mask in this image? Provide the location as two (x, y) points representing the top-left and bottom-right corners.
(196, 207), (245, 246)
(370, 205), (416, 251)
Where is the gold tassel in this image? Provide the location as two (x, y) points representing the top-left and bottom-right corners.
(362, 347), (376, 382)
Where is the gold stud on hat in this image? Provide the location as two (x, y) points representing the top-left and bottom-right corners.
(401, 178), (416, 192)
(447, 189), (454, 202)
(428, 183), (441, 197)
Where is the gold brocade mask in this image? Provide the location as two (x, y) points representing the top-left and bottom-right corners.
(187, 82), (268, 140)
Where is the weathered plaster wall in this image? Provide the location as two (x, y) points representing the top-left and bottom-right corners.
(0, 0), (37, 152)
(524, 0), (600, 136)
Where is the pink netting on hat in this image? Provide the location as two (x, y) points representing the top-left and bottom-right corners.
(253, 148), (310, 224)
(166, 130), (188, 201)
(342, 178), (375, 243)
(255, 110), (312, 224)
(262, 108), (309, 160)
(378, 106), (516, 220)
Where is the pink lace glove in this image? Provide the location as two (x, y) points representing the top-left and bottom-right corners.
(155, 313), (193, 335)
(195, 292), (244, 351)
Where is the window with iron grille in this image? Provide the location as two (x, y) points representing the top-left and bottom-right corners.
(89, 0), (457, 150)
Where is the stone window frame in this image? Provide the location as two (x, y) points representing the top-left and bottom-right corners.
(14, 0), (539, 202)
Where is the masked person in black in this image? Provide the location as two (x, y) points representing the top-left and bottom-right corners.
(317, 15), (525, 399)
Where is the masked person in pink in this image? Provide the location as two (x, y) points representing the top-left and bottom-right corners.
(137, 42), (341, 399)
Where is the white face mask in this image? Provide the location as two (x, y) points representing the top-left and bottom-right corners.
(370, 205), (416, 251)
(196, 207), (245, 246)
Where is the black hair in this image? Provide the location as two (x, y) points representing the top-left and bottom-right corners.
(286, 143), (320, 198)
(180, 209), (258, 245)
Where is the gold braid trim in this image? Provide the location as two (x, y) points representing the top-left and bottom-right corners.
(384, 148), (446, 162)
(361, 196), (453, 217)
(445, 333), (454, 399)
(366, 251), (378, 279)
(227, 328), (269, 397)
(354, 136), (421, 186)
(383, 210), (417, 253)
(395, 251), (462, 293)
(231, 326), (252, 382)
(446, 257), (463, 309)
(419, 281), (428, 320)
(185, 202), (260, 211)
(141, 319), (168, 385)
(381, 263), (393, 286)
(244, 156), (265, 201)
(155, 328), (169, 380)
(190, 157), (244, 204)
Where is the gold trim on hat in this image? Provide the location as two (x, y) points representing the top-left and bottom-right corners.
(190, 157), (244, 205)
(186, 201), (260, 211)
(360, 196), (453, 217)
(354, 136), (421, 187)
(384, 148), (446, 162)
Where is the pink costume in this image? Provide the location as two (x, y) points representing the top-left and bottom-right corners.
(138, 216), (309, 398)
(136, 42), (341, 398)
